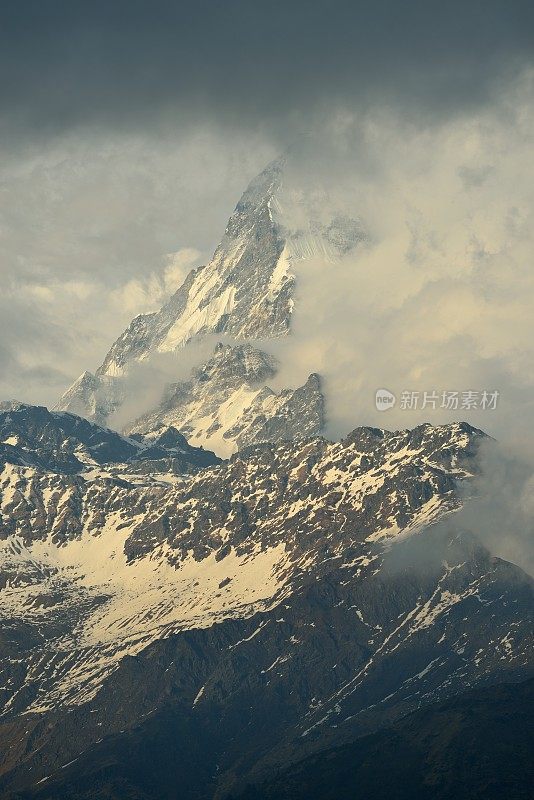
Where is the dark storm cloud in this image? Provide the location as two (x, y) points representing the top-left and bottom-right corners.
(2, 0), (534, 140)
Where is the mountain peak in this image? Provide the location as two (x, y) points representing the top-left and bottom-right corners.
(54, 154), (369, 452)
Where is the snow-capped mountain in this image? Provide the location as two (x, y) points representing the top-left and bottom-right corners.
(99, 158), (291, 375)
(2, 156), (532, 800)
(55, 156), (364, 453)
(53, 371), (124, 427)
(0, 412), (532, 798)
(124, 343), (324, 456)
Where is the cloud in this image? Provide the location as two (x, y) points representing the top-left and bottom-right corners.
(107, 335), (234, 432)
(258, 80), (534, 451)
(109, 248), (201, 317)
(0, 290), (74, 405)
(457, 438), (534, 576)
(1, 2), (532, 579)
(380, 437), (534, 578)
(4, 73), (534, 449)
(1, 1), (534, 145)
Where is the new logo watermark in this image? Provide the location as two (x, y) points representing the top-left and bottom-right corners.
(375, 389), (499, 412)
(375, 388), (396, 411)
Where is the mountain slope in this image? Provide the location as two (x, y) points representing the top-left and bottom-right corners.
(3, 155), (532, 797)
(0, 417), (532, 798)
(1, 547), (531, 799)
(231, 678), (534, 800)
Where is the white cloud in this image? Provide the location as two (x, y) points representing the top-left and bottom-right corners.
(260, 73), (534, 451)
(108, 248), (201, 317)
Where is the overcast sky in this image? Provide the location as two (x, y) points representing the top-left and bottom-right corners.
(1, 0), (534, 419)
(2, 1), (534, 139)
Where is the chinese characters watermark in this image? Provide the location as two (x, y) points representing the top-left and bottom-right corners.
(375, 388), (499, 412)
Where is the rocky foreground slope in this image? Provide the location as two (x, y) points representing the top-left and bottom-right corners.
(232, 679), (534, 800)
(0, 410), (532, 798)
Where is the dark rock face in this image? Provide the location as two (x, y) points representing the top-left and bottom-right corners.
(231, 678), (534, 800)
(0, 404), (220, 476)
(0, 404), (137, 472)
(0, 417), (532, 799)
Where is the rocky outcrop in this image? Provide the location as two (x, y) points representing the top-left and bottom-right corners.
(125, 344), (324, 456)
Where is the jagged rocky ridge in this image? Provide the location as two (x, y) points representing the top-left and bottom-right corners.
(0, 413), (532, 798)
(124, 343), (324, 454)
(0, 403), (220, 480)
(55, 157), (363, 453)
